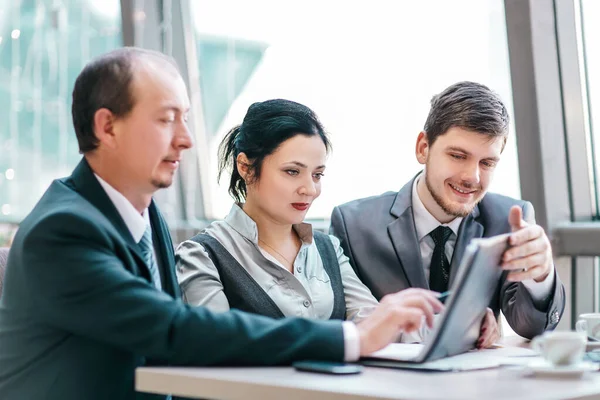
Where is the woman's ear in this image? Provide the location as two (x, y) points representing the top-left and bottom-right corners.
(236, 152), (250, 181)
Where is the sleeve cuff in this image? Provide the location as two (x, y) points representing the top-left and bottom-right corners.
(342, 321), (361, 362)
(521, 268), (555, 301)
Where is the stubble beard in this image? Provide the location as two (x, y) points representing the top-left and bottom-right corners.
(425, 172), (481, 218)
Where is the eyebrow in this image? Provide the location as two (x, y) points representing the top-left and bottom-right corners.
(447, 146), (470, 154)
(158, 105), (190, 113)
(285, 161), (326, 169)
(446, 146), (500, 162)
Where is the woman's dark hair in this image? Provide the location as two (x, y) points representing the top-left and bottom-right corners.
(218, 99), (331, 203)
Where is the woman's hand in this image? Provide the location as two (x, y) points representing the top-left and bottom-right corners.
(477, 308), (500, 349)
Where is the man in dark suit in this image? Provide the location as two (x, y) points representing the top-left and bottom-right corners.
(0, 48), (443, 400)
(331, 81), (565, 346)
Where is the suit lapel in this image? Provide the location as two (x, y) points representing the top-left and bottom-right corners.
(387, 176), (428, 289)
(387, 212), (428, 288)
(449, 207), (484, 287)
(69, 158), (150, 278)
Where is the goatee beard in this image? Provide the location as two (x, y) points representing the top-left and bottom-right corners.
(151, 178), (172, 189)
(425, 173), (479, 218)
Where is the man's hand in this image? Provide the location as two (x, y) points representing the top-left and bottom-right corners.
(503, 206), (554, 282)
(356, 288), (444, 356)
(477, 308), (500, 349)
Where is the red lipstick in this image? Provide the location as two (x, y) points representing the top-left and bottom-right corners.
(291, 203), (309, 211)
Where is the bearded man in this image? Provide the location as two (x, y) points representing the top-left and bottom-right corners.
(330, 81), (565, 345)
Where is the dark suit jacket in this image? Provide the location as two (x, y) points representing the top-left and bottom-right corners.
(330, 175), (565, 339)
(0, 159), (344, 400)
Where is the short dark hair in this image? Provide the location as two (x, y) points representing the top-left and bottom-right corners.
(218, 99), (331, 203)
(71, 47), (178, 153)
(423, 81), (509, 147)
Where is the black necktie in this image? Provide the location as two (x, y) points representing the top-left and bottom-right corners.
(429, 226), (453, 293)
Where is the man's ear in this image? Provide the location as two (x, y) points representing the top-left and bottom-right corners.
(415, 131), (429, 165)
(93, 108), (118, 149)
(236, 152), (251, 181)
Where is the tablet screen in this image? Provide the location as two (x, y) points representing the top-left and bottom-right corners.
(418, 233), (510, 362)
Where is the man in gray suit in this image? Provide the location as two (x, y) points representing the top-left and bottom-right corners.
(331, 81), (565, 345)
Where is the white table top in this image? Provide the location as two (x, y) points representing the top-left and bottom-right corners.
(136, 361), (600, 400)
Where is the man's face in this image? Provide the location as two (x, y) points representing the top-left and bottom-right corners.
(416, 127), (504, 219)
(111, 62), (192, 193)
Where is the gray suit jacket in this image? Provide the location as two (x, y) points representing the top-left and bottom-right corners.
(330, 176), (565, 339)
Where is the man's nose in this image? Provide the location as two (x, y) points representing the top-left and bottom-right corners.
(174, 121), (193, 150)
(461, 162), (480, 185)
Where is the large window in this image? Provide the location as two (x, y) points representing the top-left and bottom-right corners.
(579, 0), (600, 317)
(0, 0), (122, 223)
(191, 0), (520, 220)
(580, 0), (600, 218)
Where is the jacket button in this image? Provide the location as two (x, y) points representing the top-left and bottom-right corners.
(303, 299), (311, 308)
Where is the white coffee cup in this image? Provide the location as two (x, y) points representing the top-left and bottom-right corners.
(531, 331), (586, 366)
(576, 313), (600, 340)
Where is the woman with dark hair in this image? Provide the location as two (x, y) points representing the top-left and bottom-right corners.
(176, 99), (441, 326)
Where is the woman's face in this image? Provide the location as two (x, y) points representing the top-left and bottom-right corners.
(243, 134), (327, 225)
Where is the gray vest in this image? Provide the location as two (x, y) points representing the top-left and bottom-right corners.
(189, 231), (346, 320)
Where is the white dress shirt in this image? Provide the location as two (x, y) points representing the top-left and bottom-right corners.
(411, 174), (554, 300)
(94, 174), (161, 288)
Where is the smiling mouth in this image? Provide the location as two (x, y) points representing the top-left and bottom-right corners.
(449, 183), (478, 195)
(163, 159), (180, 168)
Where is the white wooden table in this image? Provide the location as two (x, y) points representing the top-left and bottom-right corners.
(136, 361), (600, 400)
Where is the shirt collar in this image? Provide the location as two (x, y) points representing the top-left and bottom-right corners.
(224, 203), (314, 246)
(411, 173), (463, 241)
(94, 174), (149, 243)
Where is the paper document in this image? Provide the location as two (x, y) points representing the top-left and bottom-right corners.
(368, 343), (424, 360)
(363, 343), (541, 371)
(478, 345), (538, 358)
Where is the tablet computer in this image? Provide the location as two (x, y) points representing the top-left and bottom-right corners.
(362, 233), (510, 365)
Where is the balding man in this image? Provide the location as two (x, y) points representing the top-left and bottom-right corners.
(0, 48), (442, 400)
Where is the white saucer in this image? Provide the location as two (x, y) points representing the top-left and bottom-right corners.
(527, 361), (598, 378)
